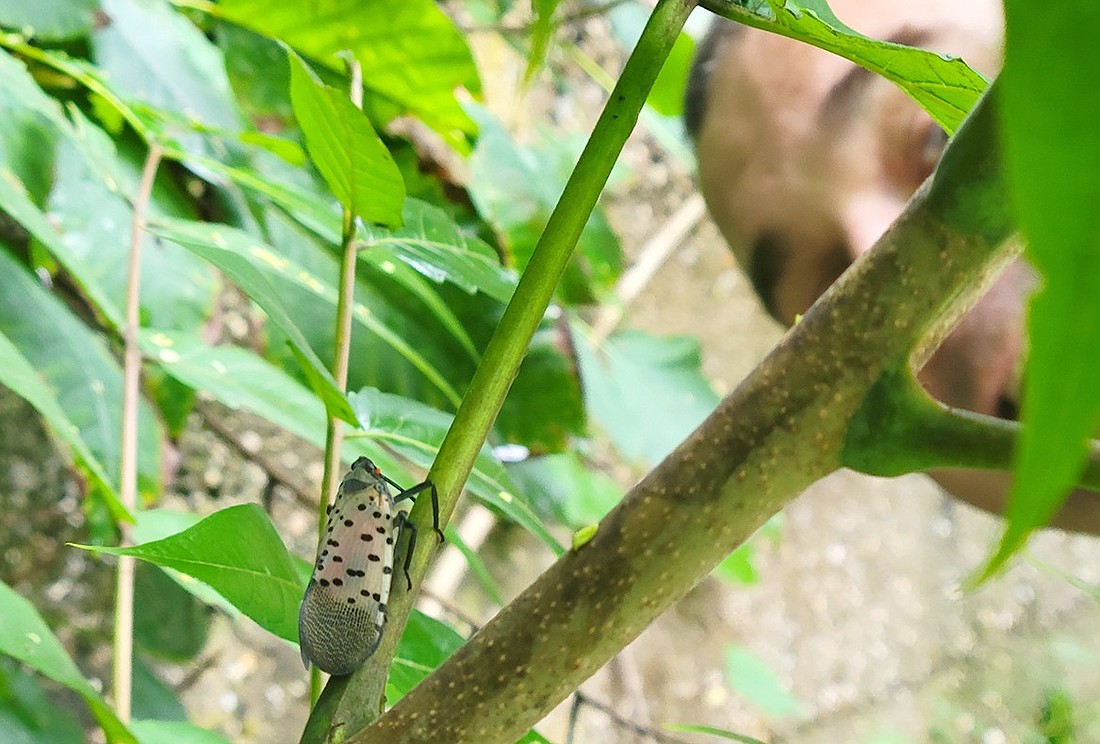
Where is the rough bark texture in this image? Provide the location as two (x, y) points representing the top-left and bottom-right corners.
(349, 86), (1013, 743)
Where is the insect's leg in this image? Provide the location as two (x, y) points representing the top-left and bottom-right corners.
(394, 480), (444, 543)
(396, 512), (417, 591)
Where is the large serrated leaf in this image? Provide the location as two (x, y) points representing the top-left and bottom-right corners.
(0, 580), (136, 743)
(74, 504), (304, 642)
(217, 0), (480, 146)
(287, 50), (404, 228)
(349, 387), (565, 554)
(980, 3), (1100, 577)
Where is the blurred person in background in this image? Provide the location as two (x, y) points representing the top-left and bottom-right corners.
(685, 0), (1100, 534)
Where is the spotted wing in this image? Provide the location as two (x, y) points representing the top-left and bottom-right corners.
(298, 458), (399, 675)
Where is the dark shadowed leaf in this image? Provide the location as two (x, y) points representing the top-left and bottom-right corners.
(0, 659), (84, 744)
(0, 248), (160, 509)
(573, 324), (719, 467)
(0, 580), (136, 743)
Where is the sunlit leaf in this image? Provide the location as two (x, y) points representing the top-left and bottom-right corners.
(359, 198), (516, 304)
(287, 50), (404, 227)
(217, 0), (480, 147)
(722, 0), (989, 133)
(74, 504), (303, 642)
(0, 0), (98, 40)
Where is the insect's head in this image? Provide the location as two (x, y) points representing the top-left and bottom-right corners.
(350, 456), (382, 477)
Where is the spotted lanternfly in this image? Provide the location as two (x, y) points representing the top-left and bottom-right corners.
(298, 456), (442, 676)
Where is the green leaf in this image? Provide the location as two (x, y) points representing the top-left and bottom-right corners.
(981, 3), (1100, 576)
(91, 0), (242, 132)
(466, 104), (623, 302)
(45, 111), (217, 335)
(74, 504), (304, 642)
(146, 218), (358, 423)
(0, 248), (159, 510)
(359, 198), (517, 304)
(386, 611), (464, 701)
(0, 580), (136, 743)
(131, 656), (188, 723)
(526, 0), (560, 81)
(217, 0), (480, 147)
(0, 659), (85, 744)
(725, 645), (805, 719)
(713, 517), (781, 586)
(0, 324), (128, 520)
(608, 4), (694, 116)
(0, 0), (97, 40)
(286, 50), (405, 227)
(507, 452), (622, 527)
(495, 327), (585, 454)
(133, 563), (210, 662)
(349, 387), (565, 554)
(150, 216), (460, 410)
(218, 23), (294, 124)
(573, 324), (720, 467)
(723, 0), (988, 134)
(130, 721), (233, 744)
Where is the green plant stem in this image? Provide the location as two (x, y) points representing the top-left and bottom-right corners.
(843, 366), (1100, 488)
(299, 0), (700, 739)
(113, 142), (163, 723)
(311, 57), (364, 706)
(346, 80), (1014, 744)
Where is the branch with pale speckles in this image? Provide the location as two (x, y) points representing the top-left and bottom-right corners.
(343, 84), (1015, 742)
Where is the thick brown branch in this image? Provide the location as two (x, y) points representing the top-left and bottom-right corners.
(350, 85), (1011, 743)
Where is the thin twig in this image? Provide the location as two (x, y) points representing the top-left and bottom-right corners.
(572, 690), (694, 744)
(113, 142), (163, 722)
(311, 52), (365, 705)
